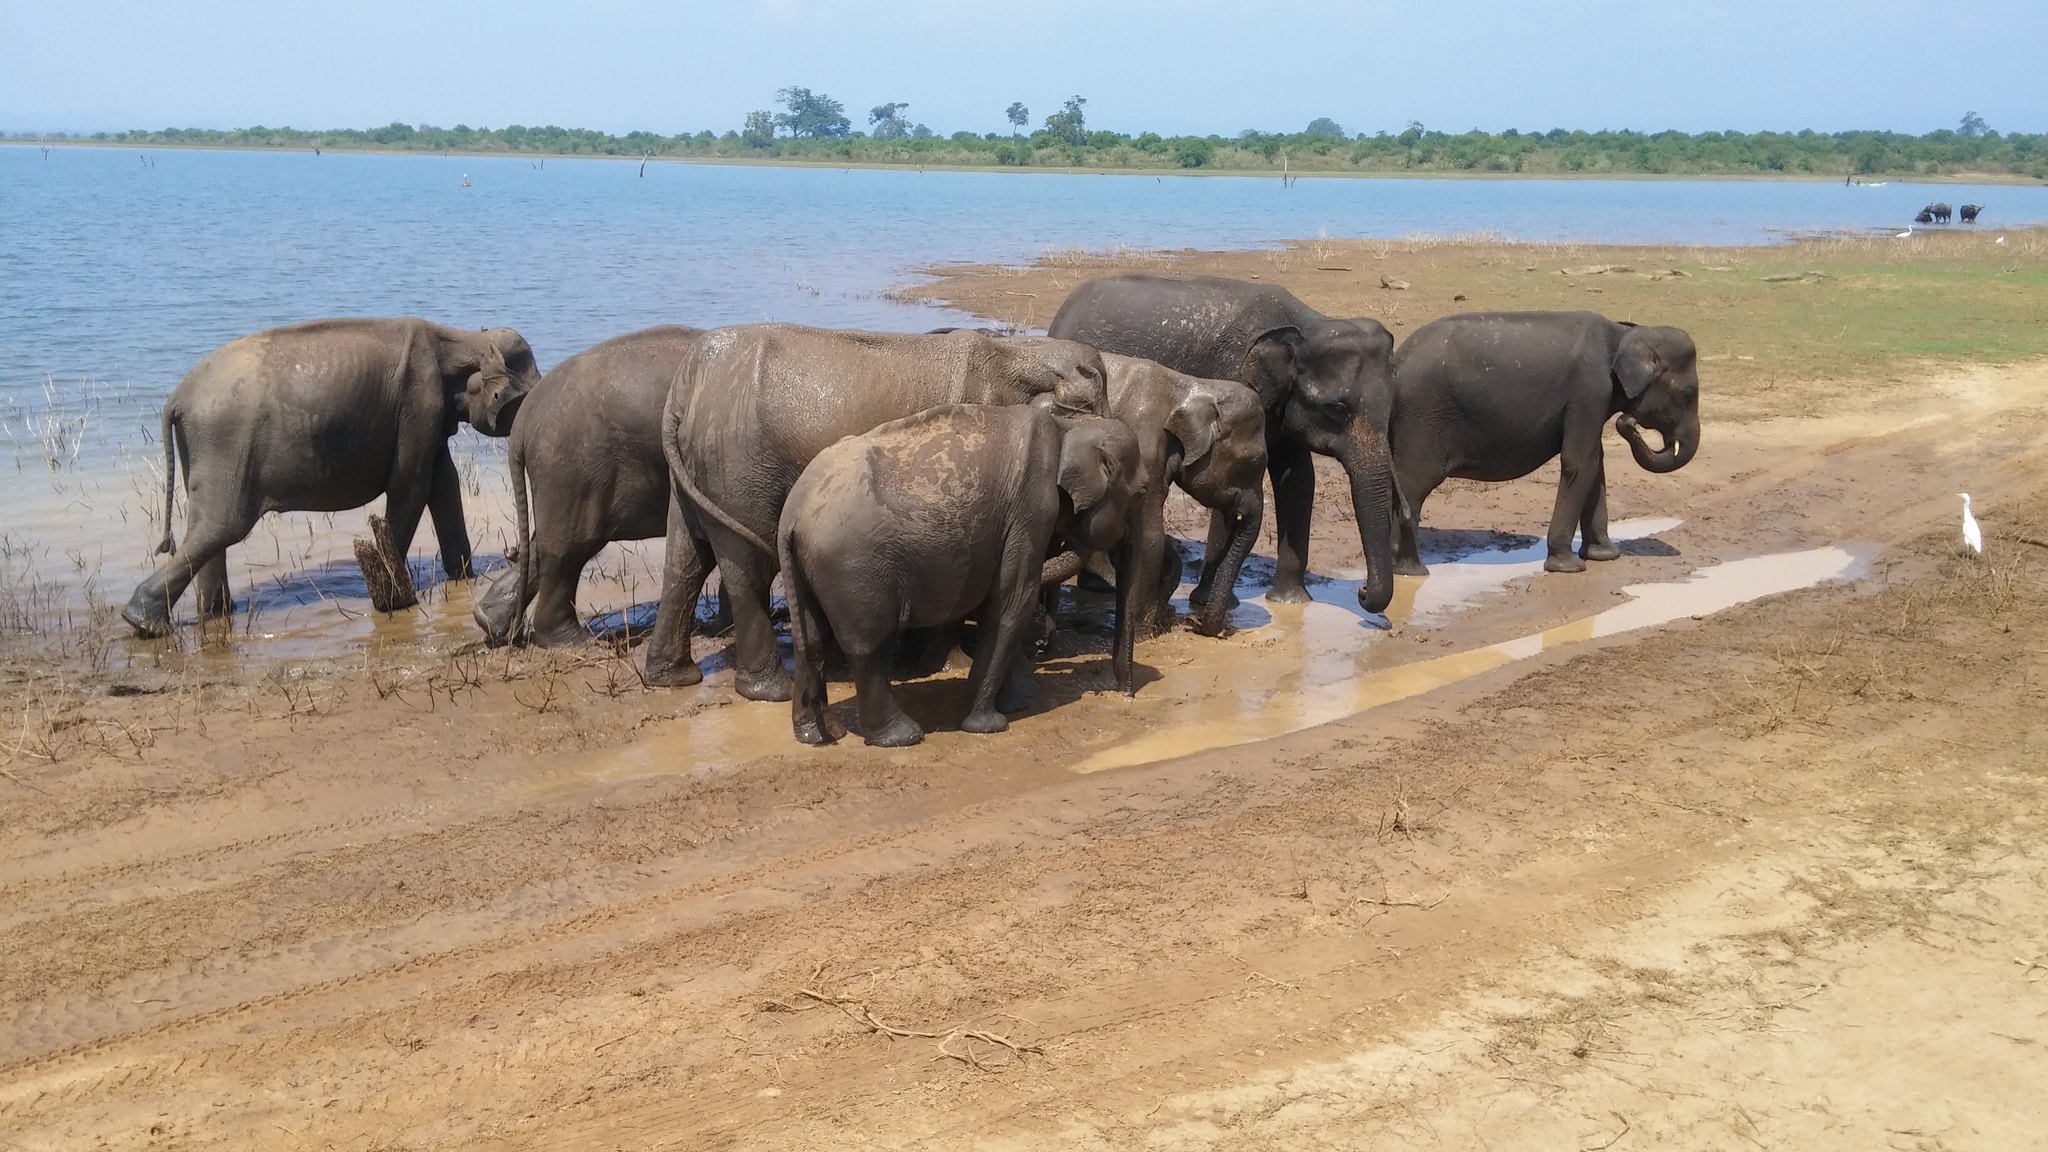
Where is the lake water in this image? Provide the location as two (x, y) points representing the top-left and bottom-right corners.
(1, 144), (2039, 639)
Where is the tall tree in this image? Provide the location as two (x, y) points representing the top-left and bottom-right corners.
(741, 110), (775, 147)
(868, 102), (911, 140)
(1305, 117), (1345, 137)
(773, 87), (851, 139)
(1959, 110), (1989, 138)
(1006, 101), (1029, 138)
(1044, 95), (1088, 147)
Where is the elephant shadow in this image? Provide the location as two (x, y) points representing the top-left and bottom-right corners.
(1414, 527), (1680, 565)
(1615, 537), (1680, 558)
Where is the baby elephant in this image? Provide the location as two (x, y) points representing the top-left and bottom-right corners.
(779, 405), (1143, 747)
(1389, 311), (1700, 574)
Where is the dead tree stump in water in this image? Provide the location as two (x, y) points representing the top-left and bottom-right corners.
(352, 515), (419, 614)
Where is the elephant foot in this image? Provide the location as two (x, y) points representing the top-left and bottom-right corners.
(864, 713), (926, 748)
(642, 655), (704, 688)
(736, 667), (794, 703)
(1187, 610), (1232, 639)
(1580, 540), (1621, 562)
(960, 707), (1010, 735)
(1393, 555), (1430, 577)
(1544, 552), (1588, 574)
(793, 711), (845, 746)
(120, 601), (175, 640)
(1265, 582), (1312, 605)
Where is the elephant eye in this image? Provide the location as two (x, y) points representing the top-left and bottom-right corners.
(1320, 397), (1354, 420)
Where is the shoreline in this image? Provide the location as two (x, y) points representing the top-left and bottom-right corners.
(7, 138), (2042, 186)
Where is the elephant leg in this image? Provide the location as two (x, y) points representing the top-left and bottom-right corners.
(1545, 427), (1604, 573)
(427, 444), (473, 579)
(1266, 436), (1315, 603)
(785, 568), (845, 747)
(643, 492), (712, 687)
(1188, 509), (1238, 612)
(195, 550), (232, 620)
(851, 645), (921, 747)
(528, 537), (603, 648)
(963, 547), (1038, 733)
(707, 527), (790, 703)
(379, 480), (433, 592)
(1579, 453), (1619, 562)
(121, 492), (257, 638)
(1392, 456), (1443, 577)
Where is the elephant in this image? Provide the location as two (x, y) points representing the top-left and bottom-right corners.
(121, 318), (540, 638)
(1915, 209), (1936, 225)
(781, 405), (1143, 747)
(928, 331), (1269, 638)
(1960, 203), (1982, 223)
(642, 324), (1111, 700)
(1047, 272), (1399, 616)
(1928, 202), (1954, 224)
(1387, 311), (1701, 575)
(1081, 354), (1267, 637)
(473, 325), (706, 648)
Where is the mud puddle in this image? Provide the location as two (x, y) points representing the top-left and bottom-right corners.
(1073, 542), (1870, 772)
(541, 519), (1763, 794)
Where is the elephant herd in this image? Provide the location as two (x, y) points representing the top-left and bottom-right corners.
(1914, 202), (1984, 225)
(120, 275), (1703, 747)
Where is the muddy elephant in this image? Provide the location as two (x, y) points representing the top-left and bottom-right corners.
(781, 405), (1143, 746)
(1960, 203), (1982, 223)
(642, 325), (1110, 699)
(1047, 273), (1399, 615)
(1388, 311), (1700, 574)
(122, 318), (540, 638)
(1091, 353), (1267, 637)
(474, 325), (708, 648)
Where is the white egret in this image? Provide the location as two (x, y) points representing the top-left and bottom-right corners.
(1996, 235), (2007, 244)
(1895, 226), (1913, 239)
(1959, 493), (1983, 555)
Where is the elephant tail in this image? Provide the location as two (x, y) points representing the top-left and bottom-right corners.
(154, 404), (179, 555)
(508, 431), (533, 626)
(662, 387), (776, 558)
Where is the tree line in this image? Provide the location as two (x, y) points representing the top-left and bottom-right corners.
(15, 97), (2042, 180)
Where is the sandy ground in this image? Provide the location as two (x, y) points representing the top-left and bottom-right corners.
(4, 249), (2048, 1149)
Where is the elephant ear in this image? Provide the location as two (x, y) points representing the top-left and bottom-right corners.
(1165, 393), (1220, 469)
(1611, 326), (1662, 401)
(479, 339), (509, 377)
(1059, 429), (1116, 514)
(1241, 326), (1303, 399)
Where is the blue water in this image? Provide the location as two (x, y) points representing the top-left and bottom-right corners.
(6, 146), (2041, 437)
(0, 144), (2040, 619)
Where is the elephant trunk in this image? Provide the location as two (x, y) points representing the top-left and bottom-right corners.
(1110, 536), (1138, 696)
(1619, 413), (1699, 474)
(1191, 496), (1260, 637)
(1343, 433), (1397, 615)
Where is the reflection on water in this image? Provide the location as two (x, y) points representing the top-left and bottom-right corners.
(1071, 543), (1868, 773)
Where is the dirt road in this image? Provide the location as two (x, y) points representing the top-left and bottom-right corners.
(5, 269), (2048, 1147)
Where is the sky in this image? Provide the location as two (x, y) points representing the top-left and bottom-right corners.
(2, 0), (2042, 137)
